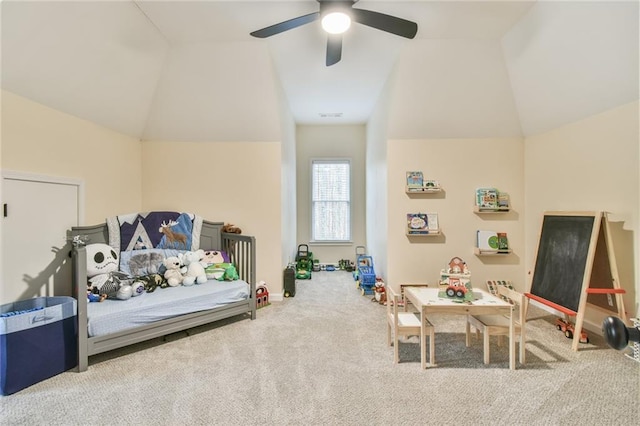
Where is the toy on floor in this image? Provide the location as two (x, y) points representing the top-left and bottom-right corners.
(256, 281), (270, 309)
(356, 255), (376, 296)
(295, 244), (313, 279)
(555, 318), (589, 343)
(338, 259), (354, 272)
(602, 316), (640, 362)
(372, 279), (386, 305)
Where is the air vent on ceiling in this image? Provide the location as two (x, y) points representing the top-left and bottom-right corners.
(319, 112), (343, 118)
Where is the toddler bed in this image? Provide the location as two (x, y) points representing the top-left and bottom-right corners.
(69, 215), (256, 372)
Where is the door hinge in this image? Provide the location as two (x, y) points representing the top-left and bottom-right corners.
(3, 203), (6, 218)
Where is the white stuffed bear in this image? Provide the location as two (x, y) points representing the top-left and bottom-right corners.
(163, 255), (185, 287)
(86, 243), (143, 300)
(182, 249), (208, 286)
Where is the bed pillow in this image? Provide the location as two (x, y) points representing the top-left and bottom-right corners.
(120, 249), (186, 278)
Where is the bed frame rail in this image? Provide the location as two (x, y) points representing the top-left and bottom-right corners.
(222, 233), (256, 286)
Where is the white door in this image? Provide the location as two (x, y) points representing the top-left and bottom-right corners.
(1, 173), (82, 304)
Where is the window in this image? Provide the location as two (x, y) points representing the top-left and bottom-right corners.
(311, 159), (351, 242)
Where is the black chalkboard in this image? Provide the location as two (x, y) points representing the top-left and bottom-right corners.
(530, 214), (596, 313)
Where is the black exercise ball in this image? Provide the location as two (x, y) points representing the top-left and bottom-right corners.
(602, 316), (630, 350)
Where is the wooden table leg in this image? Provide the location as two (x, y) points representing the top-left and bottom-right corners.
(421, 308), (426, 370)
(509, 305), (516, 370)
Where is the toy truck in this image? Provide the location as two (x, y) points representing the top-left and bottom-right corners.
(445, 277), (468, 298)
(555, 318), (589, 343)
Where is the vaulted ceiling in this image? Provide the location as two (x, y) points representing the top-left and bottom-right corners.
(1, 1), (638, 141)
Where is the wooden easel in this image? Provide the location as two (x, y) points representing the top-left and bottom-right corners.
(526, 211), (626, 351)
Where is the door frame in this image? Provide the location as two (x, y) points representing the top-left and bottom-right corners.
(1, 169), (85, 225)
(1, 170), (85, 300)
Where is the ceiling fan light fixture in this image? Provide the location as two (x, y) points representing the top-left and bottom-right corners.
(321, 12), (351, 34)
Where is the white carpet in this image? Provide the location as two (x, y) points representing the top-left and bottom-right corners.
(1, 271), (638, 425)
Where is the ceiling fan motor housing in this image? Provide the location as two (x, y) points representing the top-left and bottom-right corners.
(319, 0), (357, 18)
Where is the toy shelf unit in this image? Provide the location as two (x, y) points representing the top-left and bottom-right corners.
(475, 230), (511, 256)
(406, 212), (440, 236)
(474, 187), (510, 212)
(406, 171), (442, 194)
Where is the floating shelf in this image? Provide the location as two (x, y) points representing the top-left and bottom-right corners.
(474, 206), (510, 213)
(406, 186), (442, 194)
(407, 229), (441, 237)
(474, 247), (512, 256)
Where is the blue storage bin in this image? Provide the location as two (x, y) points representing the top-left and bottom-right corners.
(1, 296), (77, 395)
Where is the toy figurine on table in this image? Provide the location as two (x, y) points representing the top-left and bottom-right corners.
(439, 257), (473, 302)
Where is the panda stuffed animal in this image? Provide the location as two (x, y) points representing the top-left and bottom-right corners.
(86, 243), (144, 300)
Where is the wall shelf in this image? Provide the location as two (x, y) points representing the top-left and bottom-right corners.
(473, 206), (510, 214)
(407, 229), (441, 237)
(474, 247), (512, 256)
(406, 186), (442, 194)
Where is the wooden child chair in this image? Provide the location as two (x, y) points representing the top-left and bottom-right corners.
(465, 282), (528, 365)
(386, 286), (435, 366)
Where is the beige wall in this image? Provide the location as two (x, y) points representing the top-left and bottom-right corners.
(1, 90), (142, 223)
(524, 101), (639, 324)
(296, 125), (366, 265)
(386, 138), (525, 290)
(140, 140), (283, 296)
(278, 80), (298, 272)
(366, 73), (392, 279)
(1, 91), (284, 299)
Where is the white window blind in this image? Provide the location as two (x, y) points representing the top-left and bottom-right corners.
(311, 159), (351, 242)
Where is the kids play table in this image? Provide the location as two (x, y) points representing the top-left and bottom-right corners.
(403, 287), (516, 370)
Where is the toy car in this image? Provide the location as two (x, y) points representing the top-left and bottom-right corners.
(555, 318), (589, 343)
(445, 283), (467, 299)
(444, 277), (468, 299)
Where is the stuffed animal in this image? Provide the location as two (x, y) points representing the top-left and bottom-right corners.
(202, 250), (229, 266)
(163, 255), (185, 287)
(87, 292), (107, 303)
(87, 284), (107, 303)
(373, 280), (387, 305)
(86, 243), (139, 300)
(222, 223), (242, 234)
(182, 249), (208, 286)
(134, 273), (167, 293)
(221, 264), (239, 281)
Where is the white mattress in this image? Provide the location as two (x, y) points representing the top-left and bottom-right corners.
(87, 280), (250, 337)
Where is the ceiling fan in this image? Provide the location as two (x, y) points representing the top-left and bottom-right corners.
(250, 0), (418, 66)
